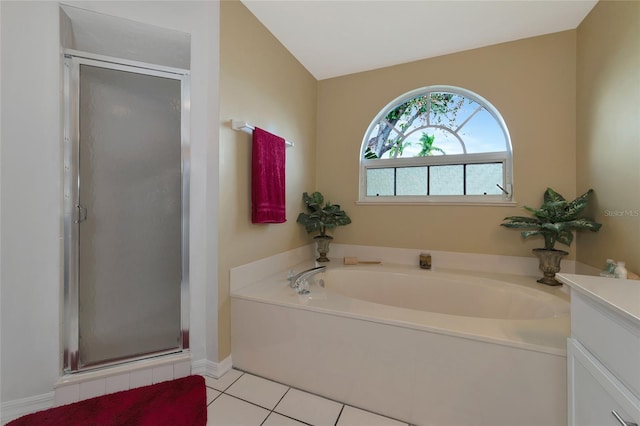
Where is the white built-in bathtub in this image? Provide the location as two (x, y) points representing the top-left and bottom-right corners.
(231, 262), (570, 426)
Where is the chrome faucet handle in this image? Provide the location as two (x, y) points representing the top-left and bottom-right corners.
(296, 279), (310, 295)
(287, 269), (296, 288)
(289, 265), (327, 293)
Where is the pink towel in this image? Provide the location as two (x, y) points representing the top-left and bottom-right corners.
(251, 127), (286, 223)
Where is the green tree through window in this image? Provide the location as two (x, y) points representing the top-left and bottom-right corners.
(360, 86), (513, 203)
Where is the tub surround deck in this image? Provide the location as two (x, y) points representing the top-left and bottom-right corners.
(230, 243), (579, 294)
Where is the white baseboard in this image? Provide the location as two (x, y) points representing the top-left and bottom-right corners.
(1, 392), (54, 425)
(191, 355), (232, 379)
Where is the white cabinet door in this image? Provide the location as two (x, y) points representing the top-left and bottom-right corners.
(568, 339), (640, 426)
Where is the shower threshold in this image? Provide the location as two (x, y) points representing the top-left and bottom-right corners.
(55, 352), (191, 406)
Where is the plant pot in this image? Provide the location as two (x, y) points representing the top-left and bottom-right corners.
(532, 248), (568, 286)
(314, 235), (333, 262)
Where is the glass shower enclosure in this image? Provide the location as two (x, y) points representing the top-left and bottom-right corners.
(63, 52), (190, 372)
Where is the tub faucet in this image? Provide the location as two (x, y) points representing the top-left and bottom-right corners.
(289, 266), (327, 294)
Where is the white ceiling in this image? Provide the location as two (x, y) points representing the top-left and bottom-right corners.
(241, 0), (598, 80)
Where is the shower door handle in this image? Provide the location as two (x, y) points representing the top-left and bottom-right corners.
(75, 204), (88, 224)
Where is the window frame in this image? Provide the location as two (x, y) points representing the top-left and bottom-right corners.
(358, 85), (515, 206)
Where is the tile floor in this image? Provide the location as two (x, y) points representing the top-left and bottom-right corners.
(204, 369), (409, 426)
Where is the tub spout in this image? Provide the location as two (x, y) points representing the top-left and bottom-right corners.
(289, 266), (327, 294)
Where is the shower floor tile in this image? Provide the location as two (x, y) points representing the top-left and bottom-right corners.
(203, 369), (410, 426)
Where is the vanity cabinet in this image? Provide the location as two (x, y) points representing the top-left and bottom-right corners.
(558, 274), (640, 426)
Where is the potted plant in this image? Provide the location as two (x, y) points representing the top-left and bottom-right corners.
(501, 187), (602, 285)
(296, 191), (352, 262)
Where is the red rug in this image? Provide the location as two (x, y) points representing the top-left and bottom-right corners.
(8, 375), (206, 426)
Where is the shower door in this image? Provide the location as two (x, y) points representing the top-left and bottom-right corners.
(63, 53), (190, 372)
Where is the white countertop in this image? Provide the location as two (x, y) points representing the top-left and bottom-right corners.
(557, 273), (640, 326)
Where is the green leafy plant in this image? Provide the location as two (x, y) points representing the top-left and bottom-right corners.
(501, 187), (602, 250)
(417, 133), (445, 157)
(296, 192), (351, 238)
(366, 92), (464, 159)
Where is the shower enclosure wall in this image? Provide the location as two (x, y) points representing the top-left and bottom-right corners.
(63, 51), (190, 372)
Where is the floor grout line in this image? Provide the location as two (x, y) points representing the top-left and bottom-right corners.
(274, 386), (290, 408)
(262, 410), (314, 426)
(334, 404), (345, 426)
(216, 392), (271, 412)
(203, 371), (408, 425)
(213, 385), (317, 426)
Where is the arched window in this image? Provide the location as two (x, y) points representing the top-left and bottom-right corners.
(359, 86), (513, 204)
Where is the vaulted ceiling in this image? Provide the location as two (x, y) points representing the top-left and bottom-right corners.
(241, 0), (598, 80)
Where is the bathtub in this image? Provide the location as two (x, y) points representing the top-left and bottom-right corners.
(231, 262), (570, 426)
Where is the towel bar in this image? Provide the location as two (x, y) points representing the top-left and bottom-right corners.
(231, 120), (294, 148)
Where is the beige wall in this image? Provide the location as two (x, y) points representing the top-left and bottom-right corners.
(317, 31), (577, 258)
(218, 1), (317, 359)
(218, 0), (639, 361)
(576, 0), (640, 274)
